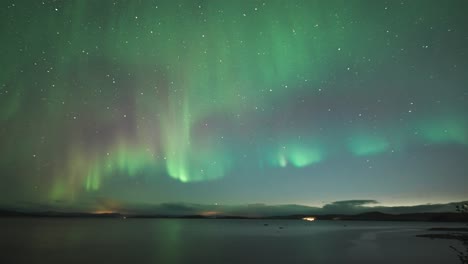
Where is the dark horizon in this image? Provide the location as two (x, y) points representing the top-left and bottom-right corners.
(1, 0), (468, 222)
(3, 199), (467, 218)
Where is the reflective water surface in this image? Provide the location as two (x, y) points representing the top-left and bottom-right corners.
(0, 218), (463, 264)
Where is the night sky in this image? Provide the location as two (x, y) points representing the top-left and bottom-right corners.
(1, 0), (467, 213)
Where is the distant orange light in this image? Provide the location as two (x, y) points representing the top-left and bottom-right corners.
(93, 210), (115, 214)
(201, 211), (219, 217)
(302, 217), (316, 221)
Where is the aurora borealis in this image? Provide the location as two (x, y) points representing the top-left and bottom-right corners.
(1, 0), (467, 212)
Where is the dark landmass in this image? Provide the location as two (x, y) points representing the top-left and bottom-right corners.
(265, 211), (468, 222)
(417, 233), (468, 241)
(428, 227), (468, 232)
(318, 211), (468, 222)
(417, 227), (468, 245)
(417, 226), (468, 263)
(0, 209), (121, 218)
(1, 209), (468, 222)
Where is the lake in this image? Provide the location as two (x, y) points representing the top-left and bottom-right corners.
(0, 218), (464, 263)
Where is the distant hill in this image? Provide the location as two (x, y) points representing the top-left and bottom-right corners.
(0, 210), (122, 218)
(299, 212), (468, 222)
(0, 209), (27, 217)
(1, 209), (467, 222)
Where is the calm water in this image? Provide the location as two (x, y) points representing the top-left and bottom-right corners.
(0, 218), (464, 264)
